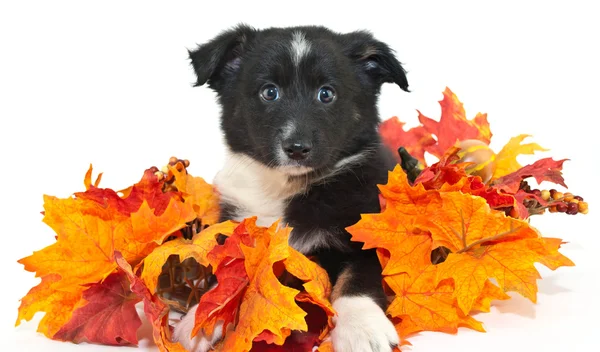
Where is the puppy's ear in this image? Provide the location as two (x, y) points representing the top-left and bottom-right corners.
(188, 24), (256, 90)
(342, 31), (409, 92)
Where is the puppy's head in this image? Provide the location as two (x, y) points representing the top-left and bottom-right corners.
(189, 24), (408, 175)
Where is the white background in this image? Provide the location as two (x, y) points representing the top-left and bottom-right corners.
(1, 1), (599, 351)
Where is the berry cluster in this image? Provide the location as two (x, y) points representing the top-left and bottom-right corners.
(520, 181), (588, 216)
(547, 189), (588, 215)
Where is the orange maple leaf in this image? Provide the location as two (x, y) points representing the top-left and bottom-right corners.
(418, 87), (492, 158)
(349, 164), (574, 337)
(191, 218), (334, 352)
(385, 265), (484, 334)
(115, 252), (188, 352)
(169, 164), (221, 226)
(19, 195), (195, 291)
(15, 274), (84, 338)
(140, 221), (238, 294)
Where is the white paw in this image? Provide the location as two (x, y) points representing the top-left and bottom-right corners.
(172, 304), (223, 352)
(331, 296), (399, 352)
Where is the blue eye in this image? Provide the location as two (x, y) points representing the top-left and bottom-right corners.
(260, 84), (279, 101)
(318, 86), (335, 103)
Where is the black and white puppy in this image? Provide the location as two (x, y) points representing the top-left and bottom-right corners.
(173, 24), (409, 352)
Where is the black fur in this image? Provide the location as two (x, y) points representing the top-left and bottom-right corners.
(189, 24), (408, 309)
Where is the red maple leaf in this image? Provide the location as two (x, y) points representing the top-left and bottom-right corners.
(492, 158), (568, 193)
(53, 271), (142, 345)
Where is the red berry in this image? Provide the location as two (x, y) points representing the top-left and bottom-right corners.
(567, 202), (578, 213)
(532, 189), (542, 197)
(574, 195), (584, 201)
(556, 203), (568, 213)
(550, 189), (557, 197)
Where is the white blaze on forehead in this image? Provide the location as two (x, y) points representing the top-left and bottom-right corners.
(290, 31), (311, 66)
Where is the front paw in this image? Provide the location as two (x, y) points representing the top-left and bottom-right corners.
(331, 296), (399, 352)
(172, 304), (223, 352)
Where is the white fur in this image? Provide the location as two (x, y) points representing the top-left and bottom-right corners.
(282, 121), (296, 140)
(288, 228), (331, 254)
(331, 296), (399, 352)
(173, 304), (224, 352)
(290, 31), (311, 66)
(276, 164), (314, 176)
(213, 151), (304, 227)
(334, 150), (370, 170)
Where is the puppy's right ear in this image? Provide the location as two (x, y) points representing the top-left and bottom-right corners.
(188, 24), (256, 90)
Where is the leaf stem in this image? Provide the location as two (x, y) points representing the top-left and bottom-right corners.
(457, 220), (522, 254)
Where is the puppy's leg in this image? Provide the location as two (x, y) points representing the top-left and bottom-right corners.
(329, 253), (399, 352)
(172, 300), (223, 352)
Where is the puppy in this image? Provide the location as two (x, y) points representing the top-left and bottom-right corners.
(173, 24), (409, 352)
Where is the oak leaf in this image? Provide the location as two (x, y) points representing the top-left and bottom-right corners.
(418, 87), (492, 158)
(53, 271), (142, 345)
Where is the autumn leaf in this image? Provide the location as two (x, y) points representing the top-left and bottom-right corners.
(140, 221), (237, 295)
(418, 87), (492, 158)
(222, 227), (308, 351)
(115, 252), (188, 352)
(492, 158), (568, 193)
(348, 208), (432, 276)
(169, 164), (220, 226)
(422, 192), (573, 313)
(53, 271), (142, 345)
(19, 195), (195, 291)
(77, 167), (181, 217)
(379, 116), (436, 164)
(385, 266), (484, 334)
(15, 274), (84, 338)
(492, 135), (548, 179)
(471, 280), (510, 313)
(191, 219), (333, 352)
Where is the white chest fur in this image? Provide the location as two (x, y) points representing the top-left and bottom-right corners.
(213, 152), (303, 227)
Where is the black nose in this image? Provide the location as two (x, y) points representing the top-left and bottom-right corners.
(283, 141), (312, 160)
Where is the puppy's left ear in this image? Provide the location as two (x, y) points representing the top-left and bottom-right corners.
(188, 24), (256, 91)
(342, 31), (409, 92)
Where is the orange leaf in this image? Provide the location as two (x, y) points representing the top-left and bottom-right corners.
(348, 209), (432, 276)
(19, 195), (195, 291)
(115, 252), (187, 352)
(170, 165), (221, 226)
(435, 237), (574, 314)
(192, 219), (331, 352)
(471, 280), (510, 313)
(379, 116), (435, 164)
(385, 265), (482, 334)
(421, 192), (538, 253)
(222, 225), (308, 351)
(140, 221), (237, 295)
(418, 87), (492, 158)
(15, 274), (84, 338)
